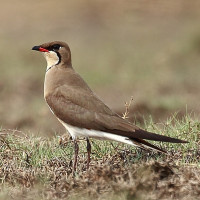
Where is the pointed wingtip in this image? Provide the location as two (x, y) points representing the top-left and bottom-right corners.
(132, 138), (168, 154)
(169, 138), (188, 144)
(138, 130), (188, 143)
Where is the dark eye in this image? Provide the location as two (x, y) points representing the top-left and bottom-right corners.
(52, 44), (61, 51)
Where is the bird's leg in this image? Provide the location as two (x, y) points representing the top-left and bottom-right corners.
(86, 138), (91, 170)
(73, 139), (79, 172)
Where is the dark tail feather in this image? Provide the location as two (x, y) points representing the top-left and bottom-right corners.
(136, 130), (188, 143)
(108, 129), (188, 143)
(132, 138), (167, 153)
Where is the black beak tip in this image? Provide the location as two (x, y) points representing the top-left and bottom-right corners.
(32, 46), (40, 51)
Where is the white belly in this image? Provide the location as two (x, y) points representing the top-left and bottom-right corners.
(59, 120), (137, 146)
(45, 105), (159, 151)
(46, 106), (138, 147)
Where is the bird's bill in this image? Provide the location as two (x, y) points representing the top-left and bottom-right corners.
(32, 46), (49, 52)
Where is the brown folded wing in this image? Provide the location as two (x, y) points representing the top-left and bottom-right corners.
(45, 85), (186, 144)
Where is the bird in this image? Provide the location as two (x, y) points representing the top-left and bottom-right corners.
(32, 41), (187, 171)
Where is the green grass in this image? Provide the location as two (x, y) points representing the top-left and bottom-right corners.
(0, 112), (199, 169)
(0, 113), (199, 199)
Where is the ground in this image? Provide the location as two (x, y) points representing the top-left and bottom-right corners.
(0, 114), (199, 199)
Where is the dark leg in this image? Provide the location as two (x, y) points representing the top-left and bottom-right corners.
(73, 140), (79, 172)
(86, 138), (91, 170)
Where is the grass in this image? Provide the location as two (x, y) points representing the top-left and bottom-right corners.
(0, 113), (199, 199)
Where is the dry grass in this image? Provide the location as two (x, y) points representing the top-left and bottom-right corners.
(0, 147), (199, 200)
(2, 160), (199, 200)
(0, 113), (199, 199)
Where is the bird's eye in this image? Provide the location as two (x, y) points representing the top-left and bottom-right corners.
(52, 44), (61, 51)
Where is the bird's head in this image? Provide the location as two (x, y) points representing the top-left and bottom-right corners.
(32, 41), (72, 69)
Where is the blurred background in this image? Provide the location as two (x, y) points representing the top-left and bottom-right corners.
(0, 0), (200, 136)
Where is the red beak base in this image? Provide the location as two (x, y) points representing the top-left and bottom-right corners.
(32, 46), (49, 52)
(39, 47), (49, 52)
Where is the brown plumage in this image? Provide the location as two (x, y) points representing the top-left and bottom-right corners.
(32, 41), (187, 170)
